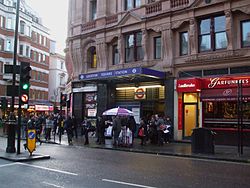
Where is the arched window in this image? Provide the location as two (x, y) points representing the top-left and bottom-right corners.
(87, 47), (97, 68)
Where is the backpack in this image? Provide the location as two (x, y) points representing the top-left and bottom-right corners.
(138, 127), (144, 137)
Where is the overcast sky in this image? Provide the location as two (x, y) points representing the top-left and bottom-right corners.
(26, 0), (69, 55)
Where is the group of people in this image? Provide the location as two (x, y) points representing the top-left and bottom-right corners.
(20, 113), (78, 145)
(8, 112), (172, 148)
(138, 114), (172, 146)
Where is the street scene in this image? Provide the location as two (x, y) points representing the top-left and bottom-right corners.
(0, 0), (250, 187)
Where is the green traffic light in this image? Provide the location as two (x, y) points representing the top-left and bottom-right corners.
(22, 83), (29, 90)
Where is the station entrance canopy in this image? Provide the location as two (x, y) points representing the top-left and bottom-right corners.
(78, 67), (165, 82)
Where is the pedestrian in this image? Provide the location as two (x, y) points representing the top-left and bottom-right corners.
(155, 114), (165, 146)
(163, 116), (172, 143)
(97, 116), (106, 145)
(138, 118), (147, 146)
(83, 119), (93, 145)
(112, 115), (121, 146)
(21, 115), (28, 139)
(72, 115), (78, 138)
(128, 116), (136, 144)
(45, 115), (53, 141)
(64, 115), (73, 145)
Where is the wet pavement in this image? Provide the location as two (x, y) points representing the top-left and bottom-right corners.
(0, 128), (249, 163)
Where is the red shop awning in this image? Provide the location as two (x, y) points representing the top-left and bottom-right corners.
(200, 87), (250, 101)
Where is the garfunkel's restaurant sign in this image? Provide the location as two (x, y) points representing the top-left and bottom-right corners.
(79, 67), (165, 81)
(203, 76), (250, 89)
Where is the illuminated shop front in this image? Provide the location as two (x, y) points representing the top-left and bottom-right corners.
(177, 76), (250, 146)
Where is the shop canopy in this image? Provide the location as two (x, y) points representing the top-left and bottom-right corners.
(200, 88), (250, 101)
(79, 67), (165, 82)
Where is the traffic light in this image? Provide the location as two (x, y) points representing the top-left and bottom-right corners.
(0, 97), (7, 111)
(60, 93), (67, 106)
(20, 62), (31, 104)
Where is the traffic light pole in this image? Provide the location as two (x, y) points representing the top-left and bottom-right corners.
(17, 69), (22, 154)
(6, 0), (20, 153)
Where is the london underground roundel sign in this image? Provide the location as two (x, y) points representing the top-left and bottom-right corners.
(135, 88), (145, 99)
(21, 94), (29, 103)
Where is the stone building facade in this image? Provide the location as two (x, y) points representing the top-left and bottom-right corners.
(66, 0), (250, 144)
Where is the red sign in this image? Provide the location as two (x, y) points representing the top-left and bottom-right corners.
(21, 94), (29, 103)
(202, 76), (250, 89)
(135, 88), (146, 99)
(177, 78), (201, 93)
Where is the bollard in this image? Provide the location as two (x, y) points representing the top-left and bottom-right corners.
(6, 120), (16, 153)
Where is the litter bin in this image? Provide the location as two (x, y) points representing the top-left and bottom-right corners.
(191, 127), (215, 154)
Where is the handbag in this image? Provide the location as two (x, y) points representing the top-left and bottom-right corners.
(138, 127), (144, 137)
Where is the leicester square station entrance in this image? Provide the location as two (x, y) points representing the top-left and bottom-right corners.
(73, 67), (174, 126)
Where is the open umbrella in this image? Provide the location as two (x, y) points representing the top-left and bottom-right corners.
(102, 107), (133, 116)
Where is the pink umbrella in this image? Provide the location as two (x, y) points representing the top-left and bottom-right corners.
(102, 107), (133, 116)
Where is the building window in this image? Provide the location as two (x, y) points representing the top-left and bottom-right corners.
(61, 61), (64, 69)
(90, 0), (97, 20)
(87, 47), (97, 68)
(26, 46), (30, 57)
(37, 72), (40, 80)
(6, 39), (12, 51)
(0, 38), (4, 51)
(33, 32), (37, 42)
(60, 76), (64, 86)
(125, 31), (143, 63)
(0, 61), (3, 74)
(180, 32), (188, 56)
(33, 51), (37, 61)
(26, 26), (30, 37)
(43, 37), (46, 46)
(0, 16), (4, 28)
(199, 15), (227, 52)
(19, 44), (23, 55)
(6, 18), (13, 29)
(112, 45), (119, 65)
(41, 54), (45, 63)
(148, 0), (155, 3)
(125, 0), (141, 10)
(20, 21), (25, 34)
(38, 53), (41, 62)
(154, 36), (161, 59)
(241, 20), (250, 47)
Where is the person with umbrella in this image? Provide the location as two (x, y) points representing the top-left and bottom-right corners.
(112, 115), (121, 146)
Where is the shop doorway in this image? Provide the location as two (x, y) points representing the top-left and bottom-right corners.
(183, 104), (197, 139)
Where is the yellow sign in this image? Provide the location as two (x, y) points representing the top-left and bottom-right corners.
(27, 129), (36, 155)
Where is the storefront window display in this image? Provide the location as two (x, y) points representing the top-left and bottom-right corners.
(203, 101), (250, 128)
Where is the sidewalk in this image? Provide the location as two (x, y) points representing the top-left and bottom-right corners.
(0, 129), (50, 162)
(0, 129), (249, 163)
(68, 136), (250, 163)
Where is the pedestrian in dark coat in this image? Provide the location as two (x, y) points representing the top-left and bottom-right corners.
(72, 115), (78, 138)
(64, 116), (73, 145)
(112, 116), (121, 146)
(84, 120), (92, 145)
(128, 116), (136, 143)
(97, 116), (106, 145)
